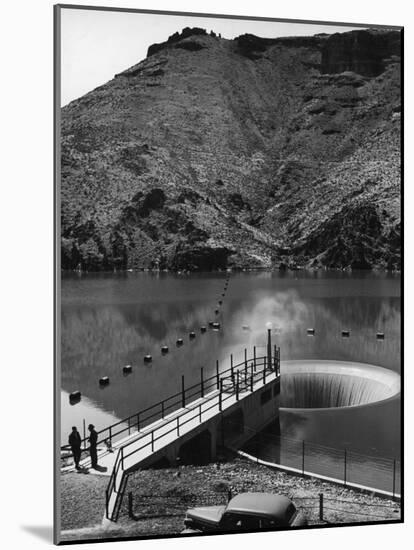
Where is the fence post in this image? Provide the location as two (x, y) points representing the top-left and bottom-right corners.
(177, 416), (180, 436)
(109, 426), (112, 445)
(137, 413), (140, 432)
(121, 446), (124, 469)
(128, 416), (131, 435)
(250, 364), (254, 392)
(319, 493), (323, 521)
(161, 401), (164, 419)
(344, 449), (347, 486)
(216, 360), (219, 389)
(393, 459), (396, 499)
(128, 492), (134, 519)
(236, 371), (239, 401)
(219, 379), (223, 411)
(263, 359), (266, 384)
(199, 403), (202, 422)
(181, 375), (185, 408)
(151, 430), (154, 452)
(83, 419), (86, 450)
(274, 344), (277, 370)
(254, 346), (256, 371)
(302, 440), (305, 475)
(231, 354), (234, 377)
(244, 348), (247, 368)
(201, 367), (204, 398)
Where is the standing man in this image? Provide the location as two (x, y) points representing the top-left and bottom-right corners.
(68, 426), (82, 470)
(88, 424), (98, 469)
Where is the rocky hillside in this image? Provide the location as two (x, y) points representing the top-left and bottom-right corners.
(61, 27), (401, 271)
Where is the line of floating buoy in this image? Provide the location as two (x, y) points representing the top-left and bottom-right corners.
(307, 328), (315, 335)
(376, 332), (385, 340)
(341, 330), (350, 338)
(69, 390), (81, 404)
(70, 274), (232, 402)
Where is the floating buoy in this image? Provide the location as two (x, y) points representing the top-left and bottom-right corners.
(189, 331), (196, 339)
(123, 364), (132, 374)
(307, 328), (315, 335)
(218, 300), (222, 305)
(215, 309), (219, 315)
(208, 321), (214, 327)
(200, 326), (207, 333)
(376, 332), (385, 340)
(242, 325), (250, 331)
(161, 346), (169, 354)
(176, 338), (184, 346)
(212, 322), (220, 330)
(99, 376), (110, 386)
(69, 391), (81, 404)
(144, 355), (152, 363)
(341, 330), (350, 338)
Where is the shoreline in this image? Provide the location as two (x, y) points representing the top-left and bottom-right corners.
(61, 267), (401, 275)
(59, 457), (401, 542)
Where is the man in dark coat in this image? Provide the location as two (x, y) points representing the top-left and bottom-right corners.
(88, 424), (98, 468)
(68, 426), (82, 470)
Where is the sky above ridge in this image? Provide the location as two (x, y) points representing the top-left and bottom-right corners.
(60, 8), (365, 106)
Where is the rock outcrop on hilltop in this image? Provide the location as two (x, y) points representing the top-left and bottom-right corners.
(61, 28), (401, 271)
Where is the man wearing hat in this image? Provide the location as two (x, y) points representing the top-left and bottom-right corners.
(88, 424), (98, 469)
(68, 426), (82, 470)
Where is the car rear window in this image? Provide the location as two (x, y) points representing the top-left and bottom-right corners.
(285, 503), (296, 522)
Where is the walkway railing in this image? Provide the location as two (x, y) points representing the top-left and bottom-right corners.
(61, 345), (280, 455)
(104, 349), (280, 520)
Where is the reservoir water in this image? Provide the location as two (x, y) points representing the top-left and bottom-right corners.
(60, 270), (401, 461)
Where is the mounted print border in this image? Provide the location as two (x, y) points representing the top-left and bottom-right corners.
(54, 4), (403, 545)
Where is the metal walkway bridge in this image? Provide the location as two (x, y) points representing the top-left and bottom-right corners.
(61, 347), (281, 522)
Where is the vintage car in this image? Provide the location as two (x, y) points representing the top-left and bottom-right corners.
(182, 492), (307, 533)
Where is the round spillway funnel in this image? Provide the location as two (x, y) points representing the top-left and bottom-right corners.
(280, 360), (400, 411)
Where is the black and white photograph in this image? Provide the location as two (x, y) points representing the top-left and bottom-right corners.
(54, 4), (402, 545)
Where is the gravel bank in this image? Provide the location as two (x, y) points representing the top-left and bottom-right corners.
(60, 458), (400, 542)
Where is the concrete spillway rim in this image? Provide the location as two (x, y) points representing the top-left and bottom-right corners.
(279, 359), (401, 412)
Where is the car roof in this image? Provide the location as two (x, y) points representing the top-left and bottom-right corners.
(226, 493), (293, 518)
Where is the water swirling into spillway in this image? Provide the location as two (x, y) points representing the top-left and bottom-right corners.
(280, 361), (400, 410)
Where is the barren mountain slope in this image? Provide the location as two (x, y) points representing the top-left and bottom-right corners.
(61, 28), (401, 271)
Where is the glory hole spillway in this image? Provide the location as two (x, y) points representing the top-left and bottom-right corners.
(280, 360), (400, 410)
